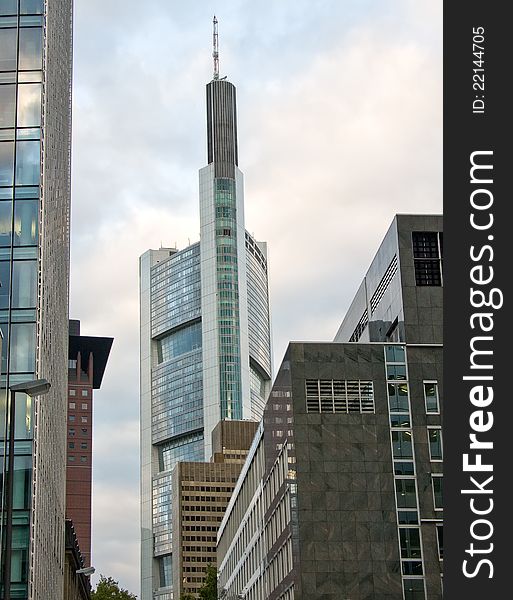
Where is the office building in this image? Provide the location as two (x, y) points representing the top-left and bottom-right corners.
(63, 520), (91, 600)
(172, 420), (258, 599)
(140, 22), (272, 599)
(0, 0), (73, 598)
(218, 215), (443, 600)
(66, 320), (113, 567)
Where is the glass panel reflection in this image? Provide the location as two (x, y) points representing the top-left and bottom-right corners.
(0, 260), (10, 308)
(17, 83), (42, 127)
(14, 392), (33, 440)
(0, 28), (17, 71)
(15, 140), (40, 185)
(20, 0), (44, 15)
(0, 201), (12, 245)
(0, 83), (16, 127)
(12, 260), (37, 308)
(18, 27), (42, 71)
(14, 200), (38, 246)
(9, 322), (36, 372)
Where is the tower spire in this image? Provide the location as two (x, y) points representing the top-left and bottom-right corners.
(212, 15), (219, 80)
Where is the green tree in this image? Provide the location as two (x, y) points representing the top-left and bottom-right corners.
(180, 594), (196, 600)
(198, 565), (217, 600)
(91, 575), (137, 600)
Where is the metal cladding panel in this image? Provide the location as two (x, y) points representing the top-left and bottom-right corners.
(206, 80), (238, 178)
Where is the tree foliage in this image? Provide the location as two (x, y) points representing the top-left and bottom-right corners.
(91, 575), (137, 600)
(198, 565), (217, 600)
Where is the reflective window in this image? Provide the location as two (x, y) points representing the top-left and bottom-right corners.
(424, 381), (440, 413)
(18, 27), (42, 71)
(0, 140), (14, 185)
(0, 201), (12, 245)
(16, 140), (40, 185)
(17, 83), (41, 127)
(388, 383), (409, 412)
(398, 510), (418, 525)
(14, 200), (38, 246)
(428, 428), (443, 460)
(394, 461), (414, 476)
(13, 391), (33, 439)
(403, 578), (425, 600)
(0, 1), (18, 16)
(157, 321), (202, 364)
(9, 322), (36, 372)
(13, 455), (32, 510)
(390, 414), (410, 428)
(395, 479), (417, 509)
(436, 525), (443, 560)
(392, 430), (413, 459)
(385, 345), (405, 363)
(0, 83), (16, 126)
(159, 432), (204, 471)
(399, 528), (422, 558)
(0, 28), (17, 71)
(159, 554), (172, 588)
(402, 561), (423, 576)
(12, 260), (37, 308)
(386, 364), (407, 380)
(432, 476), (443, 510)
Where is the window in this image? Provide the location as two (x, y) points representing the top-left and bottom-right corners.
(68, 442), (74, 449)
(436, 525), (443, 560)
(81, 389), (88, 397)
(80, 456), (87, 463)
(81, 428), (88, 436)
(68, 402), (75, 409)
(432, 475), (443, 510)
(392, 430), (413, 459)
(68, 415), (75, 422)
(395, 479), (417, 509)
(399, 528), (422, 558)
(428, 428), (443, 460)
(394, 461), (415, 476)
(388, 383), (409, 412)
(80, 442), (88, 450)
(68, 455), (75, 462)
(81, 403), (88, 410)
(81, 416), (88, 423)
(68, 429), (75, 437)
(412, 231), (443, 286)
(424, 381), (439, 413)
(69, 389), (76, 397)
(403, 578), (425, 600)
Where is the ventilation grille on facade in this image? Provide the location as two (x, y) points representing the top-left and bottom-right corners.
(349, 310), (369, 342)
(306, 380), (375, 413)
(370, 254), (398, 314)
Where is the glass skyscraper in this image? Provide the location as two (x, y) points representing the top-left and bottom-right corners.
(0, 0), (73, 597)
(140, 67), (272, 598)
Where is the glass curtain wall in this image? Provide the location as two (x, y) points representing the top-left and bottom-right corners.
(0, 0), (43, 596)
(214, 178), (242, 420)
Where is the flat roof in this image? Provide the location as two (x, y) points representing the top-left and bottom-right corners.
(68, 335), (113, 389)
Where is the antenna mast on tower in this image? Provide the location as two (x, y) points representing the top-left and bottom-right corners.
(213, 15), (219, 80)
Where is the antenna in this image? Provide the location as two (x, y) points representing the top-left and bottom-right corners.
(213, 15), (219, 80)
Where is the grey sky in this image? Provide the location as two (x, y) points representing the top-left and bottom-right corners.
(69, 0), (441, 594)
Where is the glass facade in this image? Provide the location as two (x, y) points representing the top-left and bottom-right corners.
(0, 3), (43, 595)
(214, 178), (242, 420)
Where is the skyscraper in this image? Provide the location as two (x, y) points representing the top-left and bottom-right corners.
(66, 320), (113, 568)
(139, 20), (272, 599)
(0, 0), (73, 598)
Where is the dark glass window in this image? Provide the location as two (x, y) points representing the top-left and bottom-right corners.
(402, 561), (423, 576)
(399, 528), (422, 558)
(392, 430), (413, 459)
(388, 383), (409, 412)
(390, 414), (411, 428)
(412, 231), (443, 286)
(437, 525), (443, 559)
(12, 455), (32, 509)
(403, 578), (425, 600)
(398, 510), (418, 525)
(395, 479), (417, 508)
(394, 461), (415, 476)
(386, 364), (407, 380)
(0, 84), (16, 127)
(159, 554), (172, 587)
(0, 260), (10, 308)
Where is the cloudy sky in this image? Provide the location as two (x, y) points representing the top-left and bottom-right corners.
(69, 0), (441, 594)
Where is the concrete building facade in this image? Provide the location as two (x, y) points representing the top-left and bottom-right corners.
(139, 50), (272, 598)
(217, 215), (443, 600)
(0, 0), (73, 597)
